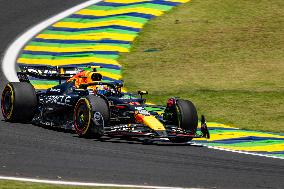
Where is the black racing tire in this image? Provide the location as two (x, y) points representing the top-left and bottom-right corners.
(73, 95), (109, 138)
(169, 99), (198, 143)
(1, 82), (37, 123)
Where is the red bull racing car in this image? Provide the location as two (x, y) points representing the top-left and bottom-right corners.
(1, 66), (209, 143)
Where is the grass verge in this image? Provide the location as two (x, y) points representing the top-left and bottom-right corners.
(119, 0), (284, 132)
(0, 180), (136, 189)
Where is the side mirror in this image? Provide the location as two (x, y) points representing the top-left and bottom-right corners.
(117, 83), (123, 88)
(137, 90), (148, 98)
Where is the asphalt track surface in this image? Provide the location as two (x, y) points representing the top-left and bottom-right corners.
(0, 1), (284, 188)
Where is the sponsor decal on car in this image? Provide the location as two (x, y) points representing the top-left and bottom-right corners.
(45, 95), (72, 106)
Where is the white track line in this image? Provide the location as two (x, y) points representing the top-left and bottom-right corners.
(191, 142), (284, 160)
(0, 1), (202, 188)
(1, 0), (283, 187)
(2, 0), (282, 161)
(0, 176), (203, 189)
(193, 140), (283, 160)
(1, 0), (103, 82)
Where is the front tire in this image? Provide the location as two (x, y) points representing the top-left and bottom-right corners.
(1, 82), (37, 122)
(73, 95), (109, 138)
(169, 99), (198, 143)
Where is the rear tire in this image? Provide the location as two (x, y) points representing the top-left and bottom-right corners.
(169, 99), (198, 143)
(1, 82), (37, 122)
(74, 95), (109, 138)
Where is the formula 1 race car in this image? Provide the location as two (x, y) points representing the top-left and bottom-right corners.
(1, 66), (209, 143)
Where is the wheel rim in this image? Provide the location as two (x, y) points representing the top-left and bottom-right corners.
(74, 99), (91, 135)
(1, 85), (14, 119)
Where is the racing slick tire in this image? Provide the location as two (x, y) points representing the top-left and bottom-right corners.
(74, 95), (110, 138)
(169, 99), (198, 143)
(1, 82), (37, 123)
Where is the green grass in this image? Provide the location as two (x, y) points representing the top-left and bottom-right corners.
(0, 180), (136, 189)
(119, 0), (284, 132)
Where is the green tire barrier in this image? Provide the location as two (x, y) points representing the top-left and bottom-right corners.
(17, 0), (284, 158)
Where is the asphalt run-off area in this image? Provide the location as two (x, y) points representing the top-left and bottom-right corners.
(0, 0), (284, 189)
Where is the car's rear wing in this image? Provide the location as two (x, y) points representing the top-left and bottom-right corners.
(17, 65), (81, 83)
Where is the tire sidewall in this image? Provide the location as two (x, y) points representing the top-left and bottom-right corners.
(176, 99), (198, 133)
(74, 95), (109, 138)
(73, 98), (92, 136)
(1, 82), (37, 122)
(1, 84), (14, 121)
